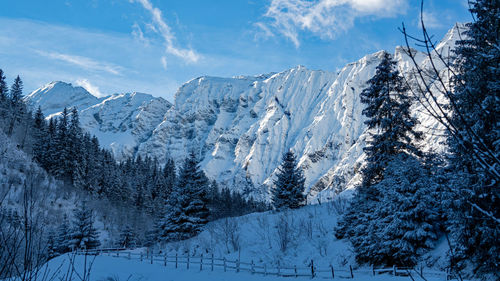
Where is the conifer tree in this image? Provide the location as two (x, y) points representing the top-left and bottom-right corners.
(116, 225), (137, 248)
(7, 75), (24, 136)
(446, 0), (499, 276)
(32, 107), (46, 163)
(272, 151), (306, 210)
(161, 152), (209, 241)
(70, 203), (101, 250)
(55, 215), (71, 254)
(336, 52), (433, 266)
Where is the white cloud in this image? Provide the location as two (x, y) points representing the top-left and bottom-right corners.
(419, 11), (444, 29)
(75, 78), (104, 97)
(259, 0), (408, 47)
(161, 56), (168, 70)
(131, 0), (200, 64)
(36, 50), (125, 75)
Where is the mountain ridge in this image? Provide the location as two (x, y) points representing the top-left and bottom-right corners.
(25, 24), (462, 201)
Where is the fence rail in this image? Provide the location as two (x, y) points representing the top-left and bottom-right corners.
(76, 249), (451, 280)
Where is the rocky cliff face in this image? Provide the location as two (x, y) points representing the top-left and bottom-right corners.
(26, 25), (462, 201)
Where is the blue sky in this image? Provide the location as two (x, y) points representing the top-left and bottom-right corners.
(0, 0), (471, 101)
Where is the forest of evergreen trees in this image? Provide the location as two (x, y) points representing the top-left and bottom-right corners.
(0, 69), (267, 256)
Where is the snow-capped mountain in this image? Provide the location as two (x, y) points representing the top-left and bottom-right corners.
(25, 83), (172, 162)
(25, 25), (462, 201)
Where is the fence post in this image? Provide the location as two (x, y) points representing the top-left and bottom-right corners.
(200, 254), (203, 271)
(175, 253), (178, 268)
(164, 253), (167, 266)
(349, 265), (354, 278)
(420, 265), (423, 277)
(251, 260), (255, 274)
(151, 253), (153, 264)
(128, 252), (131, 260)
(393, 265), (396, 276)
(211, 253), (214, 271)
(277, 261), (281, 276)
(223, 257), (227, 272)
(187, 253), (190, 270)
(237, 258), (240, 273)
(116, 251), (119, 257)
(295, 265), (298, 278)
(311, 259), (315, 278)
(330, 265), (334, 279)
(372, 264), (375, 276)
(140, 253), (143, 262)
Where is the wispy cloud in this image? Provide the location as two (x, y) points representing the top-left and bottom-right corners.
(75, 78), (104, 97)
(36, 50), (125, 75)
(258, 0), (408, 47)
(419, 11), (444, 29)
(131, 0), (200, 64)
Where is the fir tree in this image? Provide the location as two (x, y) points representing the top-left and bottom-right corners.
(55, 215), (71, 254)
(116, 225), (137, 248)
(32, 106), (46, 164)
(336, 52), (430, 266)
(272, 151), (306, 210)
(70, 202), (101, 250)
(7, 75), (24, 136)
(446, 0), (500, 277)
(161, 152), (209, 241)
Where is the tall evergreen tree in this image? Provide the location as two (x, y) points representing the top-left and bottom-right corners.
(70, 203), (101, 250)
(272, 151), (306, 210)
(0, 69), (7, 99)
(32, 106), (46, 163)
(336, 52), (432, 266)
(161, 152), (209, 241)
(7, 75), (24, 136)
(55, 215), (71, 254)
(446, 0), (500, 277)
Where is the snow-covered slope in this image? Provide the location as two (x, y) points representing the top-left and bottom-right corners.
(25, 83), (172, 162)
(24, 81), (102, 116)
(26, 25), (462, 201)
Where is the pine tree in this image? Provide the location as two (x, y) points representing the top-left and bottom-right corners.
(446, 0), (499, 277)
(32, 106), (46, 164)
(116, 225), (137, 248)
(0, 69), (7, 99)
(55, 215), (71, 254)
(336, 52), (430, 266)
(69, 202), (101, 250)
(161, 152), (209, 241)
(7, 75), (24, 136)
(0, 69), (8, 120)
(272, 151), (306, 210)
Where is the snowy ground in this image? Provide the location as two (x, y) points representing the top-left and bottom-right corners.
(39, 254), (447, 281)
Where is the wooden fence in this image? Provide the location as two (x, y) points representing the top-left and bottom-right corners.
(77, 249), (450, 280)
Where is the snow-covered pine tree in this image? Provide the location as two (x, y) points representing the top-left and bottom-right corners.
(7, 75), (24, 137)
(116, 225), (137, 248)
(446, 0), (500, 277)
(161, 151), (209, 241)
(55, 215), (71, 254)
(272, 151), (306, 210)
(336, 52), (432, 266)
(69, 202), (101, 250)
(0, 69), (8, 119)
(53, 107), (70, 180)
(32, 106), (47, 164)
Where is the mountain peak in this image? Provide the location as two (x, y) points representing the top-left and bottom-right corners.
(25, 81), (101, 116)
